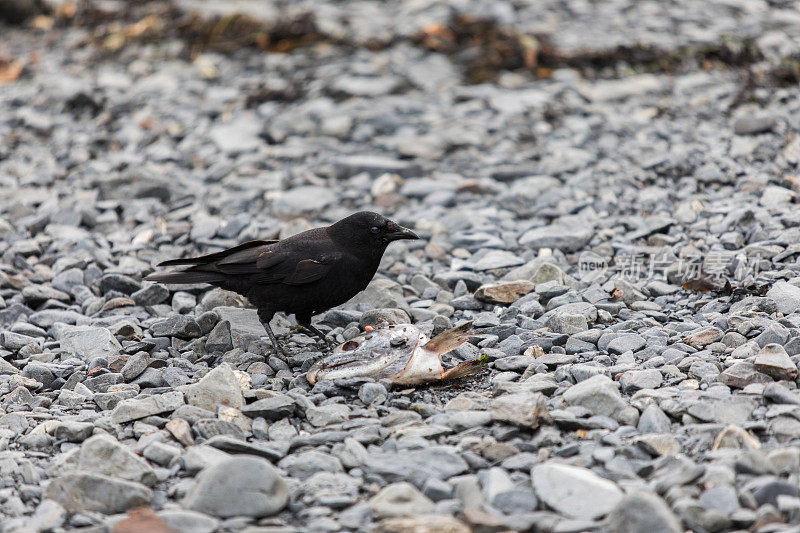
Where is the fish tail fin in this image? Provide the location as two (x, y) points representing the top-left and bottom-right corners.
(423, 321), (473, 354)
(440, 359), (483, 381)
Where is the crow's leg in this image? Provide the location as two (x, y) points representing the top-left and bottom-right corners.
(296, 313), (336, 349)
(257, 308), (286, 358)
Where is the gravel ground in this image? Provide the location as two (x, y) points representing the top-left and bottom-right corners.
(2, 1), (800, 532)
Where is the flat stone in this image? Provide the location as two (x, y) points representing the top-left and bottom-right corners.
(99, 273), (141, 295)
(433, 271), (483, 291)
(733, 111), (776, 135)
(193, 418), (244, 440)
(165, 418), (194, 446)
(150, 315), (202, 339)
(698, 485), (740, 516)
(358, 382), (388, 405)
(28, 499), (66, 532)
(362, 447), (468, 485)
(205, 320), (233, 353)
(683, 327), (723, 348)
(56, 325), (121, 362)
(428, 410), (491, 432)
(131, 284), (170, 306)
(492, 487), (538, 515)
(84, 372), (123, 393)
(638, 405), (672, 433)
(173, 405), (216, 424)
(94, 388), (139, 411)
(203, 435), (286, 462)
(369, 482), (435, 519)
(28, 310), (85, 329)
(766, 281), (800, 315)
(300, 471), (361, 506)
(530, 263), (567, 286)
(143, 441), (182, 467)
(306, 404), (350, 427)
(635, 434), (680, 456)
(494, 355), (536, 372)
(480, 466), (515, 505)
(212, 307), (267, 348)
(546, 313), (588, 334)
(475, 281), (534, 305)
(184, 363), (244, 412)
(605, 491), (682, 533)
(73, 434), (156, 486)
(53, 421), (94, 443)
(158, 509), (219, 533)
(532, 462), (623, 520)
(360, 308), (410, 328)
(346, 278), (410, 312)
(619, 369), (662, 392)
(490, 391), (549, 428)
(730, 297), (778, 315)
(761, 185), (796, 206)
(182, 446), (232, 474)
(121, 351), (148, 382)
(607, 334), (646, 354)
(687, 398), (756, 425)
(330, 75), (401, 97)
(563, 374), (626, 419)
(44, 473), (152, 514)
(468, 250), (525, 271)
(277, 450), (343, 480)
(242, 394), (296, 420)
(183, 456), (287, 518)
(519, 225), (592, 252)
(688, 361), (720, 381)
(719, 362), (774, 389)
(744, 477), (799, 507)
(373, 516), (470, 533)
(0, 331), (38, 352)
(111, 391), (185, 423)
(754, 324), (790, 347)
(764, 382), (800, 405)
(755, 343), (797, 380)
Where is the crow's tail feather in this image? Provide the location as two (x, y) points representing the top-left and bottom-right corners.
(143, 270), (222, 284)
(156, 239), (278, 267)
(157, 257), (208, 267)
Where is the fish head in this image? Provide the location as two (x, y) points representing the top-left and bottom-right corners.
(307, 324), (426, 384)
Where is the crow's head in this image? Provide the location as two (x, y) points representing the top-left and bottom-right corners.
(329, 211), (419, 253)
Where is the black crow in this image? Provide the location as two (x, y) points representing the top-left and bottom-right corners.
(145, 211), (419, 355)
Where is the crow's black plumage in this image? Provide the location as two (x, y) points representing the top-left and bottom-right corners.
(144, 211), (419, 355)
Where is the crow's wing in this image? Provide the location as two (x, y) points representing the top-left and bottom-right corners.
(282, 259), (336, 285)
(148, 240), (341, 286)
(234, 248), (341, 285)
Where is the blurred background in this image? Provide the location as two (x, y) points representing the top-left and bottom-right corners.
(2, 0), (798, 303)
(1, 0), (796, 283)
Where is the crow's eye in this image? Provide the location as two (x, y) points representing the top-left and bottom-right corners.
(370, 226), (380, 234)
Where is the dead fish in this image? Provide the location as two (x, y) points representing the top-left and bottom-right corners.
(307, 321), (482, 386)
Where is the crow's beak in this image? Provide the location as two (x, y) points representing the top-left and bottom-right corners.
(386, 224), (419, 241)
